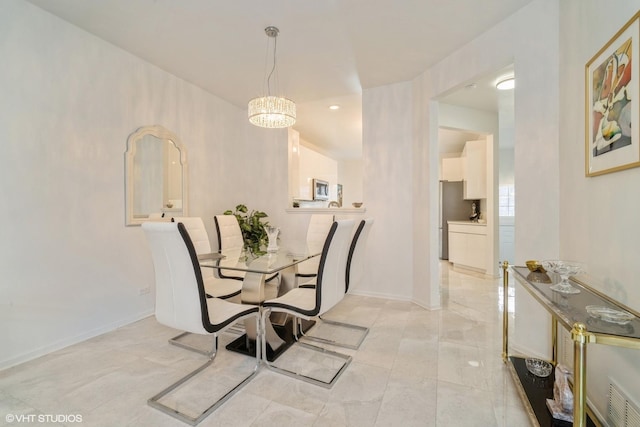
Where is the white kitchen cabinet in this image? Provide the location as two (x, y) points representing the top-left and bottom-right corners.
(448, 222), (486, 271)
(462, 140), (487, 199)
(441, 157), (463, 181)
(448, 230), (464, 265)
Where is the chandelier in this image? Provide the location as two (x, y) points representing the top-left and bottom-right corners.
(248, 26), (296, 128)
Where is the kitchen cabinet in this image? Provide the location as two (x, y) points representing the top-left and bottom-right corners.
(462, 140), (487, 199)
(441, 157), (463, 181)
(448, 221), (486, 271)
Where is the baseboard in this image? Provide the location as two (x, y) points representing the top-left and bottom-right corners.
(452, 264), (497, 279)
(0, 309), (154, 371)
(348, 290), (443, 311)
(507, 341), (549, 362)
(347, 289), (411, 302)
(411, 298), (442, 311)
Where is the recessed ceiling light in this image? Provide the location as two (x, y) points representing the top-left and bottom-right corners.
(496, 77), (515, 90)
(328, 105), (340, 110)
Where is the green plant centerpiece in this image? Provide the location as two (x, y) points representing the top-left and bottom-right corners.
(224, 204), (269, 255)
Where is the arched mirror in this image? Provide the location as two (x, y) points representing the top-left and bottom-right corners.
(125, 125), (188, 226)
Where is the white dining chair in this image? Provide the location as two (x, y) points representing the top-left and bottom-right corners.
(295, 214), (334, 287)
(172, 217), (242, 300)
(213, 214), (279, 285)
(142, 222), (260, 425)
(169, 217), (244, 355)
(261, 219), (354, 388)
(299, 218), (374, 349)
(293, 219), (373, 348)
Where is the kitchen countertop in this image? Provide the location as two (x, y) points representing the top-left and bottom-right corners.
(447, 220), (487, 226)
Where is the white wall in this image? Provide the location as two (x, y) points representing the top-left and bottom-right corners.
(559, 0), (640, 417)
(498, 149), (515, 264)
(416, 0), (560, 353)
(298, 144), (338, 202)
(499, 150), (515, 186)
(0, 0), (291, 369)
(288, 128), (361, 208)
(338, 159), (363, 207)
(359, 82), (414, 299)
(439, 103), (499, 136)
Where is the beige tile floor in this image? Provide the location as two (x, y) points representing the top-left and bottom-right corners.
(0, 263), (530, 426)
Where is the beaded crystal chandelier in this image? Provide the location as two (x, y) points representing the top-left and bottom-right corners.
(248, 26), (296, 129)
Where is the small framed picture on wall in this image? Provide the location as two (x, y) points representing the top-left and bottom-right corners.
(313, 179), (329, 201)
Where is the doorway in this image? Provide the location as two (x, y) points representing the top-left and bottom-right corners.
(436, 65), (516, 276)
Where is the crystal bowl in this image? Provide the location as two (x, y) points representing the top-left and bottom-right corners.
(525, 358), (552, 377)
(540, 260), (584, 294)
(586, 305), (634, 325)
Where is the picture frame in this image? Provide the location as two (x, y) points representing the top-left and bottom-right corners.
(585, 11), (640, 177)
(313, 178), (329, 201)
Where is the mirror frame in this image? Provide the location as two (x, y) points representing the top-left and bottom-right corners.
(124, 125), (188, 226)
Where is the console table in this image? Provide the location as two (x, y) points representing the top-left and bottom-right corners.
(502, 262), (640, 426)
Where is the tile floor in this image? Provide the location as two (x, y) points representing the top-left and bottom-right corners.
(0, 263), (530, 426)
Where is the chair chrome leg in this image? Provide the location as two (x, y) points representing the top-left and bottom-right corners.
(298, 316), (369, 350)
(261, 309), (351, 389)
(150, 317), (261, 425)
(169, 321), (246, 356)
(169, 332), (215, 357)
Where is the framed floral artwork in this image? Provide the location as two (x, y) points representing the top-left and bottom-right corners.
(585, 11), (640, 176)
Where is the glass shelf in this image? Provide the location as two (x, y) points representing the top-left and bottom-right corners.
(511, 266), (640, 345)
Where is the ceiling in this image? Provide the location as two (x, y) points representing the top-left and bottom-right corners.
(27, 0), (530, 159)
(438, 64), (515, 154)
(439, 64), (515, 113)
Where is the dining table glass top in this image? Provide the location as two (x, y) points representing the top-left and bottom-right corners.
(199, 243), (322, 275)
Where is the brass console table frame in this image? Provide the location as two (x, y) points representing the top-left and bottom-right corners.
(502, 262), (640, 427)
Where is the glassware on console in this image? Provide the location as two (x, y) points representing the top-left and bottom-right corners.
(540, 260), (584, 294)
(265, 226), (280, 253)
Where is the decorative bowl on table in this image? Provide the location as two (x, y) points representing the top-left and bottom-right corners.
(540, 260), (584, 294)
(525, 260), (552, 283)
(352, 202), (363, 208)
(525, 358), (553, 377)
(586, 305), (634, 325)
(526, 260), (546, 273)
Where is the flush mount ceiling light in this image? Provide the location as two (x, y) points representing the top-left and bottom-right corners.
(328, 105), (340, 110)
(496, 77), (515, 90)
(248, 26), (296, 128)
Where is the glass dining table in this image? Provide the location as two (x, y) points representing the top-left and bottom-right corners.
(199, 243), (321, 361)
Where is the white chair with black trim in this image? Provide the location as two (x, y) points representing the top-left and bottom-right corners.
(295, 214), (334, 288)
(261, 219), (355, 388)
(296, 219), (373, 350)
(172, 217), (242, 301)
(213, 214), (279, 288)
(168, 217), (244, 355)
(142, 222), (260, 426)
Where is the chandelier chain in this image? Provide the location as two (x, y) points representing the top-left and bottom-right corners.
(266, 34), (277, 97)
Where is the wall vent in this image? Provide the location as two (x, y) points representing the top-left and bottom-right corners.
(608, 380), (640, 427)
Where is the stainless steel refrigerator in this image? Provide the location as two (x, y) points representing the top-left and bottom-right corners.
(439, 181), (470, 260)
